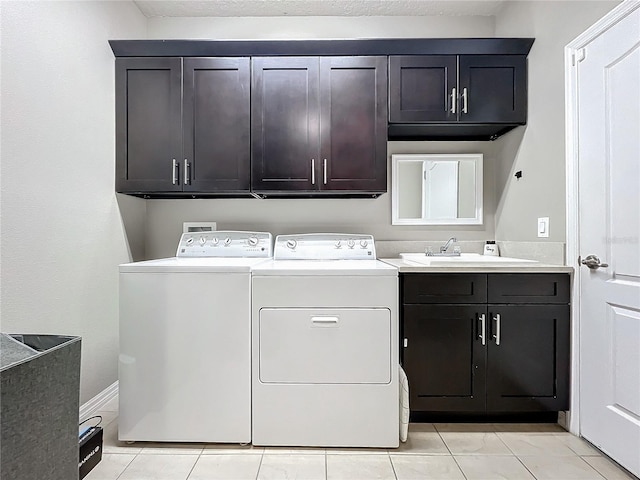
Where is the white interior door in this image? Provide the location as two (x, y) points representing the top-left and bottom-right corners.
(576, 4), (640, 476)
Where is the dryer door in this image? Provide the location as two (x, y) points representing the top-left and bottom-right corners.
(259, 307), (391, 384)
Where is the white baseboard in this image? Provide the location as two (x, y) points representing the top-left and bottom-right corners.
(80, 381), (119, 422)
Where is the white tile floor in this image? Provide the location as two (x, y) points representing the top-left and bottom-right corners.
(86, 397), (637, 480)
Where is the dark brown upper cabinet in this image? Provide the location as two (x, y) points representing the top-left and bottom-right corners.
(116, 57), (250, 196)
(251, 56), (387, 196)
(389, 55), (528, 140)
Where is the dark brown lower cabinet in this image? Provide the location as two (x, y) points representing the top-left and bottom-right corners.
(403, 304), (486, 412)
(401, 273), (570, 416)
(486, 304), (570, 412)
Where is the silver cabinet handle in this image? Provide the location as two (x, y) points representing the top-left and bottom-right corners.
(311, 158), (315, 185)
(311, 316), (339, 324)
(580, 255), (609, 269)
(323, 159), (327, 185)
(172, 159), (178, 185)
(479, 313), (486, 346)
(451, 87), (457, 114)
(462, 88), (468, 114)
(184, 159), (190, 185)
(492, 313), (501, 346)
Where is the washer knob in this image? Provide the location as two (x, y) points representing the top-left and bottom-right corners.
(335, 240), (342, 249)
(186, 237), (194, 245)
(360, 239), (369, 248)
(248, 236), (259, 247)
(286, 239), (297, 250)
(347, 239), (355, 249)
(199, 236), (206, 245)
(211, 237), (219, 246)
(224, 237), (232, 246)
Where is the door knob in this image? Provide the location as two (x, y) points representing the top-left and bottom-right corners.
(580, 255), (609, 269)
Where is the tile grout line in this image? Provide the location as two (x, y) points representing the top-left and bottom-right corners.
(574, 455), (608, 480)
(114, 450), (141, 480)
(254, 450), (265, 480)
(387, 449), (398, 480)
(513, 455), (538, 480)
(184, 447), (204, 480)
(324, 451), (327, 480)
(436, 427), (469, 480)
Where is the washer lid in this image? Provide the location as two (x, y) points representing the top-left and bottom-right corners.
(119, 256), (271, 273)
(250, 259), (398, 276)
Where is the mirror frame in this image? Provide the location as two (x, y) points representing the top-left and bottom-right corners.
(391, 153), (483, 225)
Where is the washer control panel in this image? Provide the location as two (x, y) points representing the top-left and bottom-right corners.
(274, 234), (376, 260)
(176, 231), (273, 258)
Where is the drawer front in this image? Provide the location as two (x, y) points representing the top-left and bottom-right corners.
(259, 307), (391, 384)
(402, 273), (487, 304)
(488, 274), (570, 304)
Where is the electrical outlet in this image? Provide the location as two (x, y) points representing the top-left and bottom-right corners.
(538, 217), (549, 238)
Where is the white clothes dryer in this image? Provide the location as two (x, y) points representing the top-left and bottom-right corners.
(251, 233), (399, 448)
(118, 231), (272, 443)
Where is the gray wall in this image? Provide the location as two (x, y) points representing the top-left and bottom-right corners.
(493, 0), (619, 241)
(144, 15), (499, 259)
(0, 0), (147, 402)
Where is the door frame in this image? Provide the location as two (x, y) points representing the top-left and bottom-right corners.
(564, 0), (640, 436)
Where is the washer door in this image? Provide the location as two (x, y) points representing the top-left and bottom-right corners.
(258, 308), (391, 384)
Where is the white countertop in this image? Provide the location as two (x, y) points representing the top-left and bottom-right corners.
(380, 257), (574, 274)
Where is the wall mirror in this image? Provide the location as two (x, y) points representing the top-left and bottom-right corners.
(392, 153), (483, 225)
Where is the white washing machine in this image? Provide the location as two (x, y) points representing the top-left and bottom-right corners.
(251, 233), (399, 448)
(118, 231), (272, 443)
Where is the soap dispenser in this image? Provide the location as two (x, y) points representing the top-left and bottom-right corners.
(484, 241), (499, 256)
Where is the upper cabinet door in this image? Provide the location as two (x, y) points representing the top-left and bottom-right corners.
(183, 58), (250, 193)
(389, 56), (457, 123)
(251, 57), (320, 192)
(320, 57), (388, 192)
(116, 57), (183, 193)
(458, 55), (527, 124)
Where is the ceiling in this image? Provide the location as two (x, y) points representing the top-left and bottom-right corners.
(133, 0), (507, 17)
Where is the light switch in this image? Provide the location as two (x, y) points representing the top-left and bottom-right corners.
(538, 217), (549, 238)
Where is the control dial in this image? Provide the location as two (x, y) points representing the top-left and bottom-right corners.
(347, 239), (355, 249)
(186, 237), (194, 245)
(360, 239), (369, 248)
(199, 236), (206, 245)
(286, 239), (297, 250)
(211, 237), (219, 246)
(335, 240), (342, 249)
(247, 236), (259, 247)
(224, 237), (232, 246)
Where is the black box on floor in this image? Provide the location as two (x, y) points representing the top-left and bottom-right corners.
(79, 426), (103, 479)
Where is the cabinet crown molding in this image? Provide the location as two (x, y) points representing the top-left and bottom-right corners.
(109, 38), (534, 58)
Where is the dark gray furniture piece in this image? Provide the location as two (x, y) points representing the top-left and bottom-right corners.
(1, 334), (81, 480)
(401, 273), (570, 417)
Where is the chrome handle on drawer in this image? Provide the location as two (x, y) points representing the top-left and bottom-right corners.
(478, 313), (486, 346)
(311, 158), (315, 185)
(311, 316), (339, 327)
(492, 313), (501, 346)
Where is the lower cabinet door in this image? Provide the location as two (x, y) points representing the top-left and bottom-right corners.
(486, 305), (570, 412)
(403, 304), (486, 412)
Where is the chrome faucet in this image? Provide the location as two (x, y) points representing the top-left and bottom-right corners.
(440, 237), (457, 254)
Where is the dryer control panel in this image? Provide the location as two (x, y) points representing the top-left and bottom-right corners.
(176, 231), (273, 258)
(274, 234), (376, 260)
